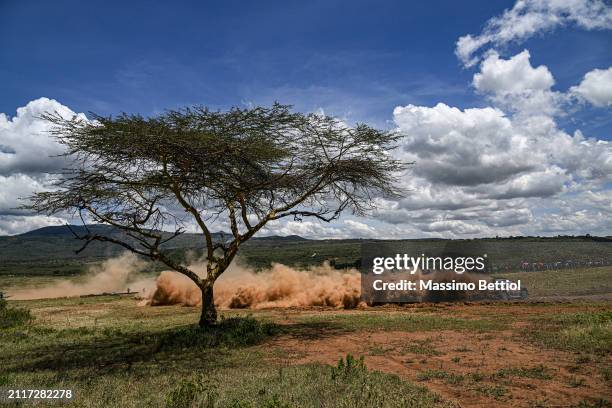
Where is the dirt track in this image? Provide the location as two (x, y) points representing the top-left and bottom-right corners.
(263, 303), (612, 408)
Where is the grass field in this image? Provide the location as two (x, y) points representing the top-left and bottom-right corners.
(1, 292), (611, 407)
(1, 263), (611, 407)
(496, 267), (612, 297)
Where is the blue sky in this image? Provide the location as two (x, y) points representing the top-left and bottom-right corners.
(1, 0), (611, 237)
(2, 0), (610, 135)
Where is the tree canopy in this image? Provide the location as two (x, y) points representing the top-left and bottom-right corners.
(26, 103), (406, 326)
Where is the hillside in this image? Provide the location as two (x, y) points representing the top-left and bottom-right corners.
(0, 225), (610, 276)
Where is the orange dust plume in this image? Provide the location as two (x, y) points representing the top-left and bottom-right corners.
(8, 253), (156, 300)
(143, 262), (362, 309)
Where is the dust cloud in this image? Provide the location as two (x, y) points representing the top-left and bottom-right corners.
(9, 250), (492, 306)
(9, 253), (362, 309)
(9, 253), (156, 300)
(144, 262), (362, 309)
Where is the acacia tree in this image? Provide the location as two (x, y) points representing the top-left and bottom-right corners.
(26, 104), (404, 327)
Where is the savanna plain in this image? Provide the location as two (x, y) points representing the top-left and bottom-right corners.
(1, 235), (611, 407)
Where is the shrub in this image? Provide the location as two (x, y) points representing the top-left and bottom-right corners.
(331, 354), (367, 380)
(0, 299), (33, 329)
(156, 316), (278, 350)
(165, 374), (218, 408)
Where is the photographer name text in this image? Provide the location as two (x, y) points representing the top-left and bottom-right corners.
(372, 279), (521, 291)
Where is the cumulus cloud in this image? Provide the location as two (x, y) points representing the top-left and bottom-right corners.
(0, 98), (84, 234)
(456, 0), (612, 67)
(261, 218), (381, 239)
(473, 50), (554, 94)
(0, 215), (66, 236)
(570, 67), (612, 107)
(473, 50), (567, 116)
(0, 97), (84, 176)
(0, 174), (55, 216)
(1, 78), (611, 238)
(379, 48), (612, 237)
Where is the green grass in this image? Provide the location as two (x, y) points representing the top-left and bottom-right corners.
(2, 287), (611, 406)
(0, 298), (451, 408)
(473, 384), (507, 400)
(497, 267), (612, 297)
(416, 370), (464, 385)
(568, 376), (587, 388)
(297, 311), (507, 333)
(0, 299), (33, 329)
(401, 339), (444, 356)
(493, 364), (554, 380)
(160, 361), (450, 408)
(525, 311), (612, 354)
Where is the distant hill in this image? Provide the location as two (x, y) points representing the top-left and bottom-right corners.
(17, 224), (308, 241)
(0, 224), (308, 265)
(19, 225), (118, 237)
(0, 224), (610, 277)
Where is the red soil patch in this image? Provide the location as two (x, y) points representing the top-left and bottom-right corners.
(262, 304), (611, 407)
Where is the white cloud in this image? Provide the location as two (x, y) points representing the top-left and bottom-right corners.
(260, 218), (381, 239)
(0, 98), (85, 235)
(570, 67), (612, 107)
(473, 50), (554, 95)
(393, 100), (611, 187)
(1, 87), (611, 238)
(261, 220), (345, 239)
(456, 0), (612, 67)
(0, 215), (66, 236)
(0, 173), (56, 215)
(472, 50), (566, 116)
(382, 50), (612, 237)
(0, 97), (85, 176)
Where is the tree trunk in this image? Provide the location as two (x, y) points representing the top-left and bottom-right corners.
(198, 283), (217, 327)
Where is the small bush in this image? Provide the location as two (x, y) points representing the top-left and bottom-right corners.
(165, 374), (218, 408)
(331, 354), (367, 380)
(156, 316), (278, 350)
(0, 299), (33, 329)
(468, 372), (484, 382)
(573, 399), (609, 408)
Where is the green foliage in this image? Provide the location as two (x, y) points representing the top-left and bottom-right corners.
(473, 384), (507, 400)
(494, 364), (554, 380)
(135, 316), (279, 352)
(572, 399), (610, 408)
(0, 299), (33, 329)
(165, 374), (219, 408)
(155, 316), (278, 349)
(401, 340), (444, 356)
(416, 369), (464, 384)
(467, 372), (484, 382)
(331, 354), (367, 380)
(526, 311), (612, 354)
(299, 312), (507, 333)
(159, 363), (445, 408)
